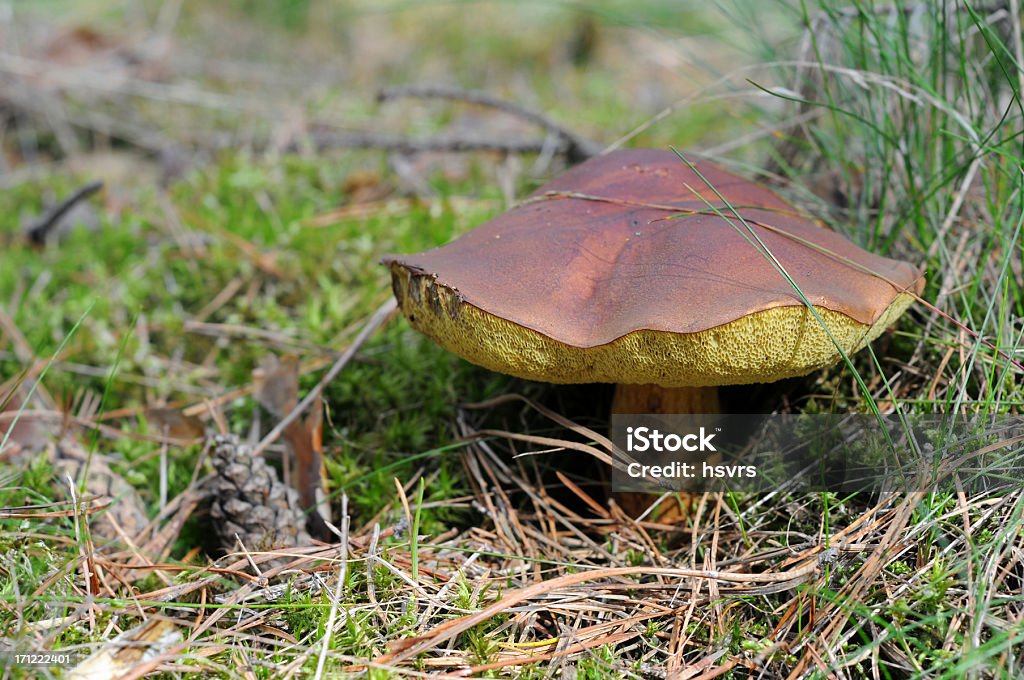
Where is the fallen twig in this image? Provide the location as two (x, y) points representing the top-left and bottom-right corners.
(302, 129), (556, 157)
(377, 84), (601, 162)
(24, 180), (103, 245)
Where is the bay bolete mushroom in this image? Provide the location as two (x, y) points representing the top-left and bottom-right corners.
(382, 148), (924, 418)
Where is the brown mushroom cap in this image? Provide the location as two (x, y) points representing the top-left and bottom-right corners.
(383, 149), (924, 387)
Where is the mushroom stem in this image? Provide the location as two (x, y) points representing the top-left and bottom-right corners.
(611, 384), (720, 415)
(610, 384), (720, 522)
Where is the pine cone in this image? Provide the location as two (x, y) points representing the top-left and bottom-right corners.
(207, 434), (312, 555)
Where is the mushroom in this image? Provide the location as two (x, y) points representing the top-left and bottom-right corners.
(382, 149), (924, 514)
(384, 148), (922, 402)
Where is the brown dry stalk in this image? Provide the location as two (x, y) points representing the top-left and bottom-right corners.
(252, 297), (397, 457)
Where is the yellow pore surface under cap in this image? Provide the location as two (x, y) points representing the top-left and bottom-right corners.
(390, 265), (916, 387)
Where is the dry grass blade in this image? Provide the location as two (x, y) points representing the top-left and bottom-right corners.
(0, 496), (110, 519)
(252, 297), (397, 457)
(67, 618), (182, 680)
(463, 393), (627, 469)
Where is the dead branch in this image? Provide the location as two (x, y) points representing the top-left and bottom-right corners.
(377, 84), (601, 162)
(23, 180), (103, 245)
(299, 129), (558, 157)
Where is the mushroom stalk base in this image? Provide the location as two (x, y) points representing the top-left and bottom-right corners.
(611, 384), (720, 522)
